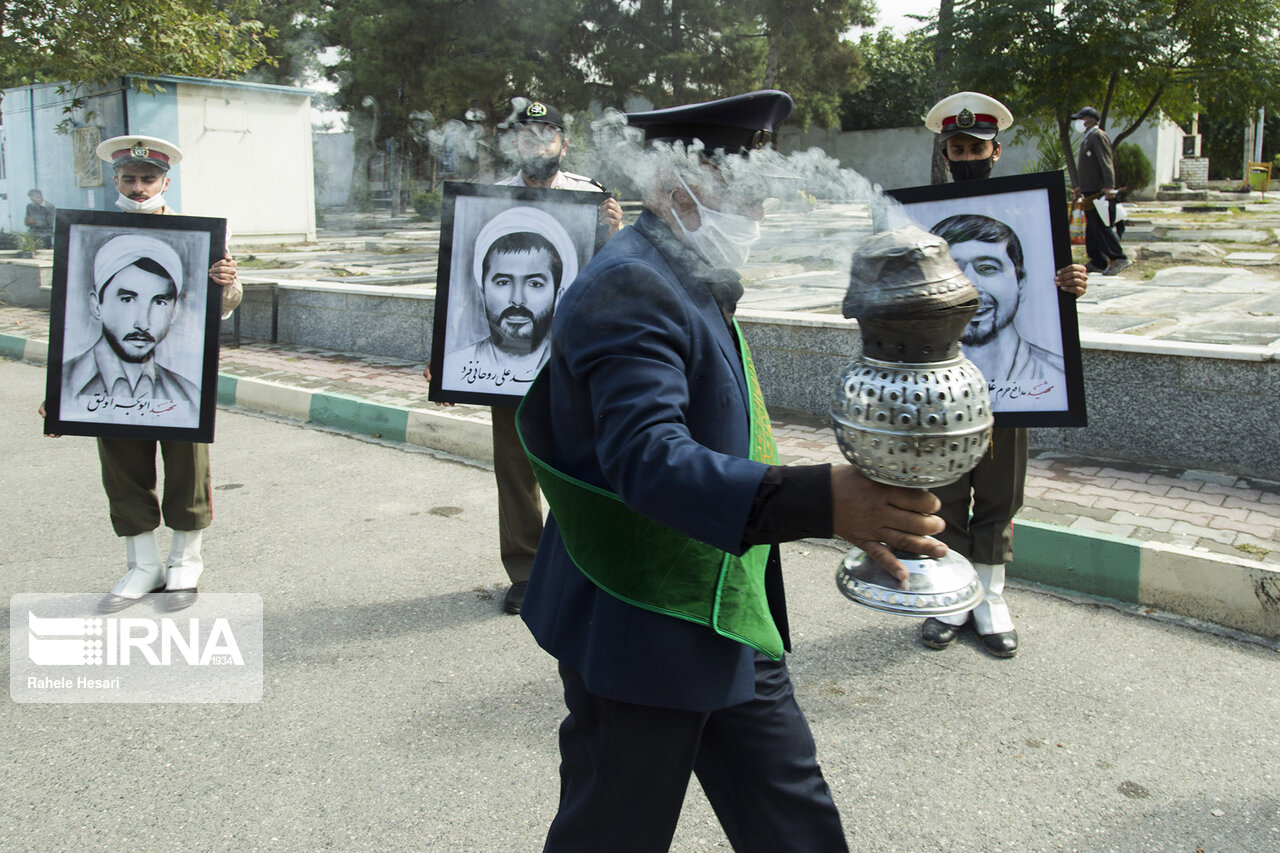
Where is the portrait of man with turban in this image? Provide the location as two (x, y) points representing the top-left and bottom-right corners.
(62, 232), (200, 407)
(433, 189), (600, 402)
(50, 217), (221, 435)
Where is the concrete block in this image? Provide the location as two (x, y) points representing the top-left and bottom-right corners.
(1139, 543), (1280, 638)
(232, 376), (314, 422)
(405, 409), (494, 462)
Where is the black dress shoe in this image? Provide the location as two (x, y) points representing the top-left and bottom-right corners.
(98, 584), (165, 613)
(503, 581), (528, 615)
(920, 617), (963, 650)
(160, 589), (199, 612)
(979, 629), (1019, 658)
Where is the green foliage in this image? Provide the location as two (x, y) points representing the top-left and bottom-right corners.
(411, 190), (443, 221)
(240, 0), (326, 86)
(1112, 143), (1153, 197)
(1199, 111), (1280, 180)
(1018, 122), (1072, 174)
(17, 231), (42, 253)
(753, 0), (875, 129)
(945, 0), (1280, 186)
(323, 0), (875, 148)
(577, 0), (763, 110)
(324, 0), (592, 146)
(0, 0), (272, 88)
(0, 231), (17, 250)
(839, 30), (935, 131)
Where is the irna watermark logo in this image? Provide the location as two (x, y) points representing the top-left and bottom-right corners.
(11, 594), (262, 703)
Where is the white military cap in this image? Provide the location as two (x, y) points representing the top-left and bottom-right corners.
(924, 92), (1014, 140)
(95, 135), (184, 171)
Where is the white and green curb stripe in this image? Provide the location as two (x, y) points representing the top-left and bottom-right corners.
(1013, 520), (1279, 638)
(221, 375), (494, 464)
(1, 332), (46, 364)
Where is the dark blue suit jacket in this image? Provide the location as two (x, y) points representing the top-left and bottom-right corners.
(520, 211), (780, 712)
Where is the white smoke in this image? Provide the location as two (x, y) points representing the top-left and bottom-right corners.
(425, 119), (486, 162)
(564, 107), (907, 284)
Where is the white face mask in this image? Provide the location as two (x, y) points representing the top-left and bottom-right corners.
(115, 192), (167, 213)
(1073, 119), (1088, 135)
(670, 175), (761, 269)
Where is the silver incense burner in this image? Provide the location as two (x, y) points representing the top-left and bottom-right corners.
(833, 226), (994, 616)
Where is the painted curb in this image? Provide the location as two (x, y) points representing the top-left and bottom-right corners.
(1013, 519), (1279, 638)
(225, 375), (494, 464)
(1, 332), (46, 364)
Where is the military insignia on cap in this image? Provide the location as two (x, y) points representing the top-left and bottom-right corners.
(131, 143), (150, 160)
(528, 103), (547, 118)
(956, 109), (975, 129)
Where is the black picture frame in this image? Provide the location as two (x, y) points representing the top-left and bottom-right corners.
(886, 171), (1087, 428)
(43, 210), (227, 442)
(428, 182), (606, 406)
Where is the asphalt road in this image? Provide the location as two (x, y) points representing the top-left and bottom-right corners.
(2, 358), (1278, 853)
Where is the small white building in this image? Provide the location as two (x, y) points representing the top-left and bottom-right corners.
(2, 74), (316, 242)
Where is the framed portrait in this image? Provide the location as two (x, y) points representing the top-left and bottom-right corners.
(885, 171), (1086, 428)
(428, 182), (605, 406)
(43, 210), (227, 442)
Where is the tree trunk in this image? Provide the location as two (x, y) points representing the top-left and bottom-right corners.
(931, 0), (955, 185)
(349, 112), (373, 212)
(1059, 116), (1077, 188)
(669, 0), (685, 102)
(764, 32), (778, 89)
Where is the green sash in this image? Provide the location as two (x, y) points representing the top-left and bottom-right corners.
(518, 320), (784, 659)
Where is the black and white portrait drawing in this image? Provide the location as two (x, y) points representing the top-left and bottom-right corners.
(887, 172), (1086, 427)
(430, 183), (602, 406)
(44, 210), (225, 441)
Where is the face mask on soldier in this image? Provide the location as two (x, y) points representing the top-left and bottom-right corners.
(521, 153), (563, 182)
(115, 192), (168, 213)
(946, 156), (995, 183)
(1073, 119), (1088, 135)
(516, 124), (564, 182)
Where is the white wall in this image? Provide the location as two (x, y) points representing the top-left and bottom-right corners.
(175, 81), (316, 241)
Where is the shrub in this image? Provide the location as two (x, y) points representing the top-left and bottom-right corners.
(1113, 143), (1153, 199)
(412, 190), (443, 220)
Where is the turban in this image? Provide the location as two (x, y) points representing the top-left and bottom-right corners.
(93, 234), (185, 300)
(472, 206), (578, 291)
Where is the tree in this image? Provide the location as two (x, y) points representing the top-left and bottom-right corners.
(839, 30), (935, 131)
(323, 0), (590, 146)
(0, 0), (271, 89)
(930, 0), (955, 184)
(577, 0), (874, 128)
(942, 0), (1280, 186)
(322, 0), (877, 169)
(577, 0), (767, 110)
(752, 0), (875, 129)
(241, 0), (327, 87)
